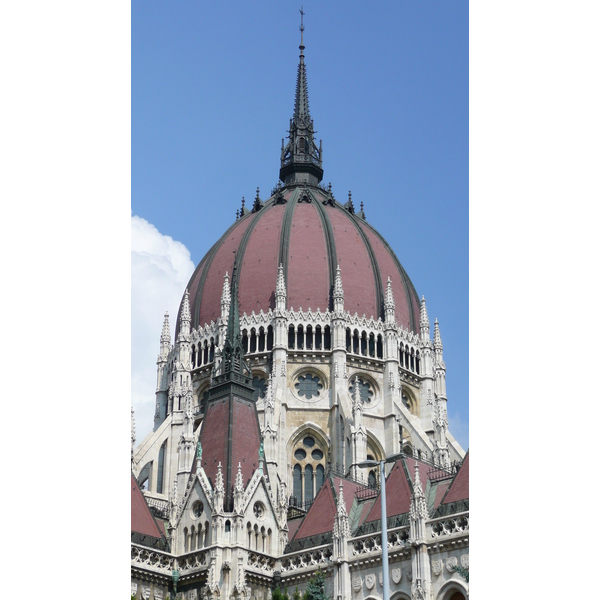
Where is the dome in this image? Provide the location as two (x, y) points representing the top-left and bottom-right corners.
(175, 31), (420, 337)
(176, 184), (420, 336)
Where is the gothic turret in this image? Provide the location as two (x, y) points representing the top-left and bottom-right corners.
(279, 8), (323, 186)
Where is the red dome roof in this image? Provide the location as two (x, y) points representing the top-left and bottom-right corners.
(177, 185), (420, 335)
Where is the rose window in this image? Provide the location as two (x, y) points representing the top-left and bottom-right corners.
(295, 374), (323, 400)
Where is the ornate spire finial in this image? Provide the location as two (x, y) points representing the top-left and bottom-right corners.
(385, 277), (395, 309)
(299, 5), (305, 54)
(280, 8), (323, 186)
(160, 312), (171, 343)
(434, 319), (442, 350)
(420, 295), (430, 331)
(337, 481), (348, 517)
(181, 289), (191, 324)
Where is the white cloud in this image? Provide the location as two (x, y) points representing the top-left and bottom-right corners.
(131, 215), (195, 443)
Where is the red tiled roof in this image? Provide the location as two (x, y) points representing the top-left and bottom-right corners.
(292, 479), (337, 541)
(131, 474), (164, 539)
(432, 480), (451, 510)
(441, 451), (469, 504)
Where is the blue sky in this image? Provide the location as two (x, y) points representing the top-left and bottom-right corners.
(132, 1), (469, 448)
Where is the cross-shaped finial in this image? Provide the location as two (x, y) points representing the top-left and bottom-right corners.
(299, 6), (305, 51)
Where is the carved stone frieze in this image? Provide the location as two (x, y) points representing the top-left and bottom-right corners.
(365, 573), (376, 590)
(392, 568), (402, 584)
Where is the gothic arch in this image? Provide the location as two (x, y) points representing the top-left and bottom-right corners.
(401, 386), (419, 416)
(390, 593), (411, 600)
(437, 578), (469, 600)
(287, 422), (331, 457)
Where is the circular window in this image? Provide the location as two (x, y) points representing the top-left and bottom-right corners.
(303, 436), (315, 448)
(311, 449), (323, 460)
(295, 374), (323, 400)
(253, 501), (265, 520)
(192, 501), (204, 519)
(294, 448), (307, 460)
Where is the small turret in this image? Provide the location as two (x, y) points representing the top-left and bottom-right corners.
(384, 277), (395, 324)
(275, 264), (287, 310)
(160, 312), (171, 358)
(333, 265), (344, 312)
(420, 296), (430, 337)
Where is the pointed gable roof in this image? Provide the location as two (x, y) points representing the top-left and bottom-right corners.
(131, 474), (166, 539)
(440, 451), (469, 504)
(289, 474), (366, 544)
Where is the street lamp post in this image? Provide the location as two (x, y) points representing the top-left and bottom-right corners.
(357, 452), (403, 600)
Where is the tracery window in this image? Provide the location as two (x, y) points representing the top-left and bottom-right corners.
(295, 374), (323, 400)
(291, 435), (327, 506)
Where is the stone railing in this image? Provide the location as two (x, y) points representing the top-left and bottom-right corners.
(428, 512), (469, 539)
(351, 525), (410, 557)
(131, 543), (175, 574)
(178, 548), (210, 574)
(280, 544), (333, 573)
(246, 550), (277, 575)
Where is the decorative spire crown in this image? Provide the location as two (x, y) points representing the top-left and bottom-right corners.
(279, 8), (323, 186)
(333, 265), (344, 298)
(385, 277), (395, 309)
(181, 289), (191, 323)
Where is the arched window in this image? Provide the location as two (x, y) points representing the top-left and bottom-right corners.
(288, 325), (295, 349)
(368, 333), (375, 357)
(353, 330), (359, 354)
(315, 325), (322, 350)
(267, 325), (274, 350)
(209, 338), (215, 363)
(291, 433), (327, 506)
(297, 325), (304, 350)
(191, 345), (196, 368)
(346, 328), (351, 352)
(361, 331), (367, 356)
(250, 329), (257, 353)
(184, 527), (189, 552)
(306, 325), (313, 350)
(415, 351), (420, 374)
(324, 325), (331, 350)
(376, 334), (383, 359)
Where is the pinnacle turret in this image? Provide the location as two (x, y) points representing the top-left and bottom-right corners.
(333, 265), (344, 312)
(179, 289), (191, 337)
(384, 277), (395, 324)
(434, 319), (443, 351)
(159, 312), (171, 358)
(420, 296), (430, 337)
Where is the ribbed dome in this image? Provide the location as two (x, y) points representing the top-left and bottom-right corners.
(176, 184), (420, 336)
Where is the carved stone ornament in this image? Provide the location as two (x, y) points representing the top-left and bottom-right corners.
(352, 575), (362, 592)
(188, 590), (197, 600)
(141, 585), (151, 600)
(461, 553), (469, 569)
(365, 574), (376, 590)
(446, 556), (458, 572)
(378, 572), (383, 587)
(154, 590), (163, 600)
(432, 559), (443, 577)
(405, 567), (412, 582)
(131, 583), (138, 597)
(392, 568), (402, 584)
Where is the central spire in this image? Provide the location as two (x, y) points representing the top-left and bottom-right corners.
(279, 7), (323, 186)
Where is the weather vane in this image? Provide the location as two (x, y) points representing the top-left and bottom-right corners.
(299, 6), (305, 49)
